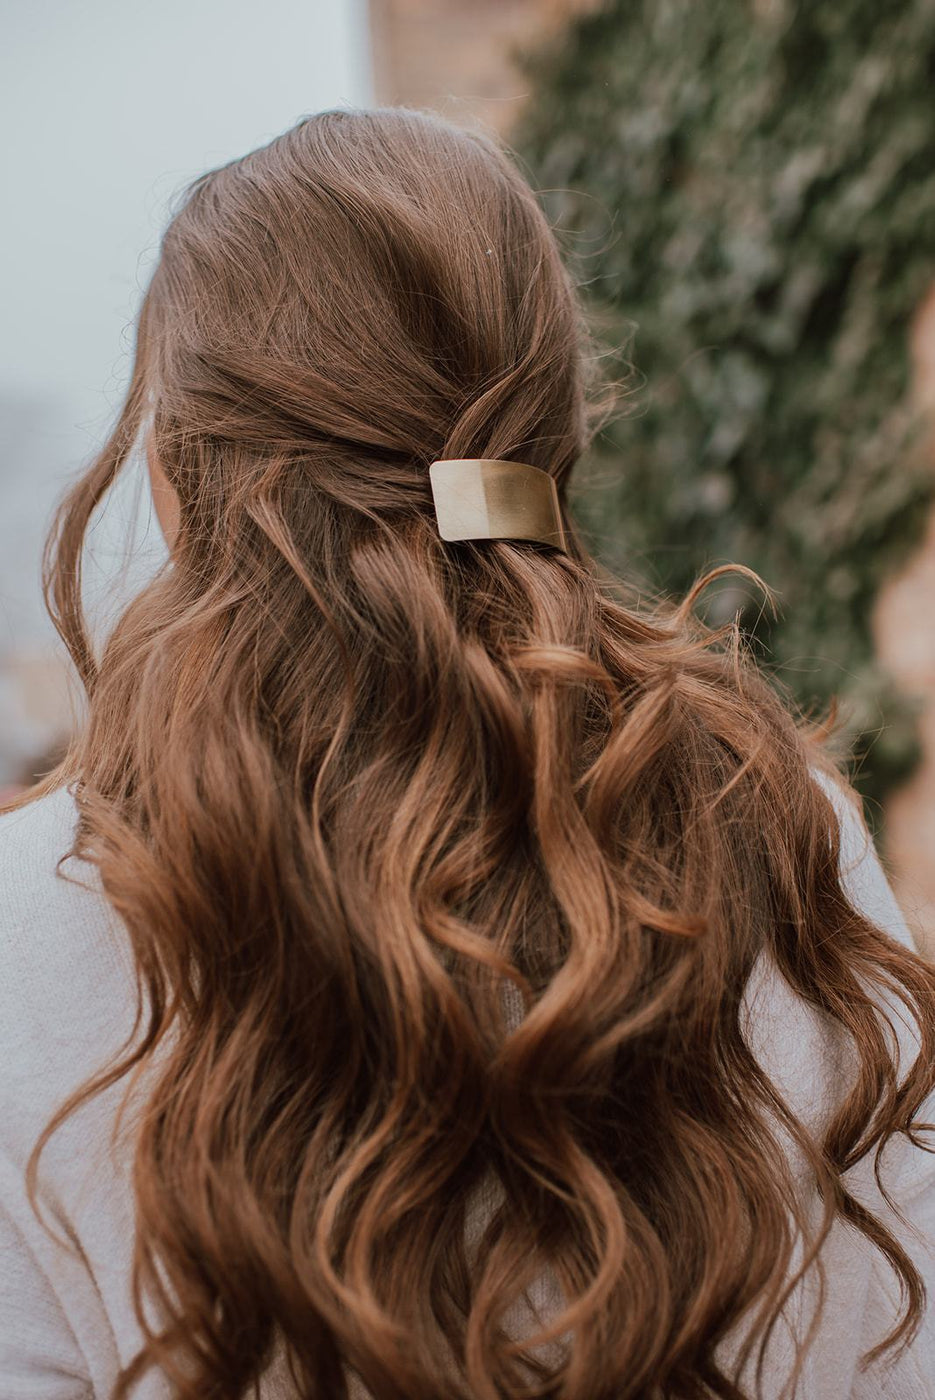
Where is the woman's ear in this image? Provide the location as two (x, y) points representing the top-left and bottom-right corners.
(146, 431), (180, 548)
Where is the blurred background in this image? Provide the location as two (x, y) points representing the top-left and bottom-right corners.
(2, 0), (934, 950)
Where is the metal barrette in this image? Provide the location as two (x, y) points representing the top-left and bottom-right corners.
(428, 458), (567, 553)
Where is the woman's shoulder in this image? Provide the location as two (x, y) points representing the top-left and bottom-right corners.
(0, 785), (137, 1138)
(0, 789), (170, 1400)
(0, 782), (91, 906)
(0, 782), (133, 987)
(808, 763), (917, 954)
(738, 764), (924, 1160)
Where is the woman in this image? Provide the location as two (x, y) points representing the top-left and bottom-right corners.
(1, 107), (933, 1400)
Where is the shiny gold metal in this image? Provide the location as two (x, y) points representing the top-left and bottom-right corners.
(428, 459), (567, 552)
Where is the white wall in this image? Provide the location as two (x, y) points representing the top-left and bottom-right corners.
(0, 0), (373, 779)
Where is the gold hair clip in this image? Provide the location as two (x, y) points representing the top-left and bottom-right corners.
(428, 459), (567, 553)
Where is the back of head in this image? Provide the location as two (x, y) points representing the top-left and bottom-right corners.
(32, 107), (935, 1399)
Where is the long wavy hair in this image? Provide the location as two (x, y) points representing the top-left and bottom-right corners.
(21, 107), (935, 1399)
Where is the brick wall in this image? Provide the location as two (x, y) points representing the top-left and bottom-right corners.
(874, 288), (935, 953)
(369, 0), (600, 132)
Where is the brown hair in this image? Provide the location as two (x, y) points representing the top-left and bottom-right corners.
(22, 107), (935, 1399)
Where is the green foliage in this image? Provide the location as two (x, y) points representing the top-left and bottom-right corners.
(515, 0), (935, 808)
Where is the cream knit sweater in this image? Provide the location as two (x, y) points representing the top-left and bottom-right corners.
(0, 778), (933, 1399)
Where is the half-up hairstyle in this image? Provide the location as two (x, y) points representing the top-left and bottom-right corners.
(23, 107), (935, 1399)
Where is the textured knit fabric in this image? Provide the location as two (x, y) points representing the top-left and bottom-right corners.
(1, 777), (933, 1399)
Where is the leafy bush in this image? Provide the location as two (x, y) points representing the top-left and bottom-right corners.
(515, 0), (935, 810)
